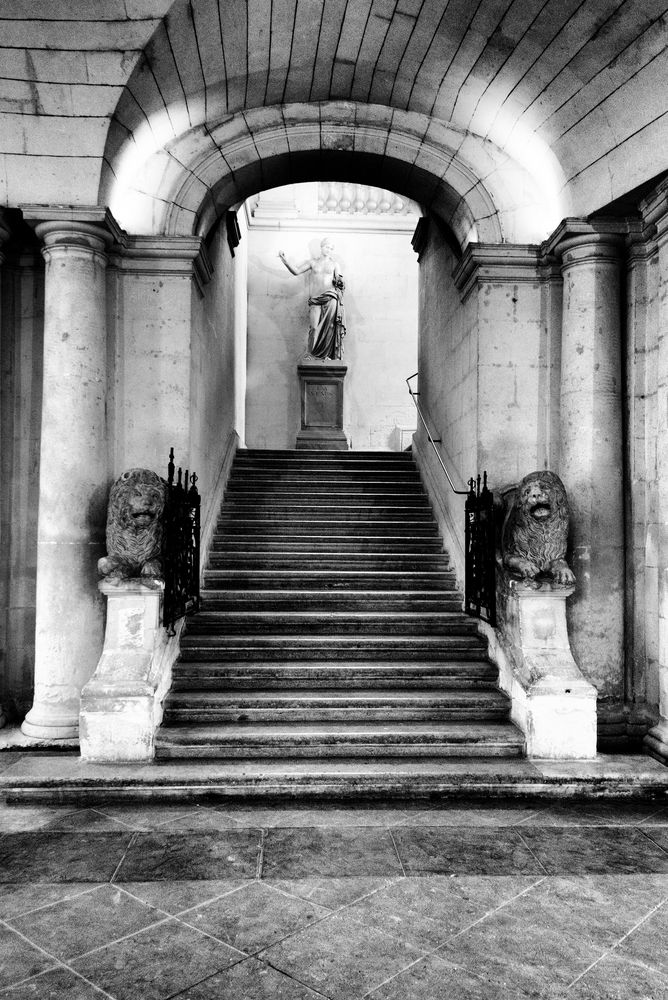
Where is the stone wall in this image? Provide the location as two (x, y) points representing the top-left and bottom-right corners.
(245, 227), (418, 450)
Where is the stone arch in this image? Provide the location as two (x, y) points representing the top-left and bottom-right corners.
(101, 101), (564, 247)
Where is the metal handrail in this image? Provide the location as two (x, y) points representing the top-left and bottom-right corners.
(406, 373), (469, 495)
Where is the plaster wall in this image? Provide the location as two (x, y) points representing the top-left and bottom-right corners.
(0, 258), (43, 720)
(245, 227), (418, 450)
(190, 221), (245, 534)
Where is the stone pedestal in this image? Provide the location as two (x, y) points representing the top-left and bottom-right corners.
(551, 223), (625, 701)
(495, 575), (597, 759)
(80, 580), (178, 762)
(21, 215), (113, 740)
(296, 357), (348, 450)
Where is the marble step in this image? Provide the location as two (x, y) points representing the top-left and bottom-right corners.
(6, 756), (668, 803)
(234, 455), (414, 468)
(218, 509), (435, 523)
(237, 449), (414, 459)
(178, 635), (487, 661)
(206, 555), (451, 571)
(226, 470), (422, 482)
(161, 688), (510, 724)
(225, 483), (427, 495)
(210, 537), (445, 552)
(184, 611), (478, 636)
(154, 721), (525, 758)
(202, 570), (457, 591)
(213, 520), (439, 536)
(199, 590), (461, 612)
(171, 659), (497, 690)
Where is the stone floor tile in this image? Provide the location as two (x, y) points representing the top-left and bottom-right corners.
(114, 829), (261, 881)
(0, 804), (132, 833)
(435, 903), (609, 995)
(264, 876), (400, 910)
(169, 957), (326, 998)
(566, 952), (668, 999)
(120, 878), (248, 914)
(259, 909), (425, 999)
(516, 800), (668, 827)
(642, 827), (668, 853)
(262, 826), (404, 879)
(638, 807), (668, 826)
(0, 966), (106, 999)
(71, 916), (244, 1000)
(343, 875), (542, 950)
(518, 827), (668, 875)
(0, 924), (57, 990)
(279, 807), (414, 828)
(0, 884), (96, 921)
(8, 883), (164, 960)
(391, 826), (545, 875)
(368, 950), (537, 999)
(401, 803), (547, 827)
(180, 881), (328, 954)
(0, 755), (23, 773)
(615, 900), (668, 976)
(94, 802), (211, 830)
(210, 807), (307, 829)
(0, 832), (134, 883)
(138, 808), (254, 832)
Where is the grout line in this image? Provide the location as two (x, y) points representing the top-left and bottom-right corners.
(515, 829), (551, 876)
(0, 916), (117, 998)
(565, 895), (668, 989)
(1, 882), (104, 921)
(256, 956), (334, 999)
(637, 826), (668, 856)
(169, 882), (249, 918)
(256, 827), (266, 879)
(387, 828), (407, 877)
(109, 830), (138, 883)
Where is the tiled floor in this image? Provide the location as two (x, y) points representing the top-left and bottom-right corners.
(1, 794), (668, 998)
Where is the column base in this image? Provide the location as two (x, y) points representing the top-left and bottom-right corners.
(644, 721), (668, 766)
(21, 706), (79, 741)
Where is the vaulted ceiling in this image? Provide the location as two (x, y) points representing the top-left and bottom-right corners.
(1, 0), (666, 245)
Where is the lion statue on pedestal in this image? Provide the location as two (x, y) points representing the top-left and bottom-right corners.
(500, 470), (575, 585)
(97, 468), (166, 584)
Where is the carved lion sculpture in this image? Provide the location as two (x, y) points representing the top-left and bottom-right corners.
(501, 470), (575, 585)
(97, 469), (166, 583)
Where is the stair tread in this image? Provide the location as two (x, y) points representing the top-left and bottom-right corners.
(157, 721), (522, 740)
(165, 687), (506, 703)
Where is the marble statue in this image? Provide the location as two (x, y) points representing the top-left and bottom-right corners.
(279, 237), (347, 360)
(501, 470), (575, 585)
(98, 468), (166, 584)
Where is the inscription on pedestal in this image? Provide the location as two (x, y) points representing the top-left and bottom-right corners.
(296, 361), (348, 450)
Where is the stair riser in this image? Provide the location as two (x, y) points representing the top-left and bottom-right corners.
(206, 559), (451, 572)
(200, 599), (462, 612)
(203, 577), (457, 592)
(171, 676), (497, 691)
(184, 623), (479, 637)
(211, 540), (445, 552)
(155, 743), (523, 759)
(225, 486), (427, 496)
(178, 648), (486, 662)
(163, 707), (509, 723)
(214, 523), (439, 536)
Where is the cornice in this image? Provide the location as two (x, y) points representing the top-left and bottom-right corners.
(453, 243), (542, 300)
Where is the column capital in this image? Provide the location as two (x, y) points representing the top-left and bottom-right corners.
(21, 205), (123, 260)
(543, 218), (626, 265)
(453, 243), (542, 299)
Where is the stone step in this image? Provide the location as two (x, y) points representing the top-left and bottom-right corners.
(6, 755), (668, 803)
(210, 537), (446, 553)
(225, 483), (427, 496)
(214, 520), (439, 536)
(154, 721), (525, 758)
(222, 498), (432, 511)
(218, 508), (435, 522)
(237, 449), (414, 460)
(161, 688), (510, 724)
(199, 590), (461, 612)
(202, 570), (457, 590)
(178, 635), (487, 661)
(184, 611), (478, 636)
(171, 659), (497, 690)
(234, 454), (414, 467)
(206, 555), (451, 572)
(227, 470), (422, 482)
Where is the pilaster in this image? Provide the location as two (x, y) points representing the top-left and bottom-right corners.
(0, 210), (10, 728)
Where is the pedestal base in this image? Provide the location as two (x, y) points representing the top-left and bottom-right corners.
(297, 358), (348, 451)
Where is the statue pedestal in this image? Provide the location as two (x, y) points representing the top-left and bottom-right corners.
(296, 357), (348, 450)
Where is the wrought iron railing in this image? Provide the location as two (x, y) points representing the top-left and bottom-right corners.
(162, 448), (201, 633)
(406, 373), (496, 626)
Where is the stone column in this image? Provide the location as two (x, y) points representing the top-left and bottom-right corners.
(21, 219), (112, 739)
(0, 209), (10, 729)
(553, 223), (625, 701)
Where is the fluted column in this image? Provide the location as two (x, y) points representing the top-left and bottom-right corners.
(555, 225), (625, 700)
(0, 209), (10, 729)
(21, 220), (112, 739)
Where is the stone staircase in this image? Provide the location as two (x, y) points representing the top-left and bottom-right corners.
(155, 449), (525, 763)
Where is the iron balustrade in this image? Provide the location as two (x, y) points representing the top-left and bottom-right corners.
(162, 448), (201, 633)
(406, 373), (496, 626)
